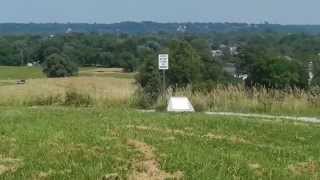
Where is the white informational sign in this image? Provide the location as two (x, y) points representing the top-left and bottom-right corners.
(167, 97), (195, 112)
(159, 54), (169, 70)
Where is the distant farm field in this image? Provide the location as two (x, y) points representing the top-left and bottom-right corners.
(0, 76), (135, 106)
(0, 107), (320, 179)
(79, 68), (136, 79)
(0, 66), (45, 80)
(0, 67), (135, 106)
(0, 66), (134, 80)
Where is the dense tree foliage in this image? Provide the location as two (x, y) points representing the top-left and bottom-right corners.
(245, 57), (308, 89)
(43, 53), (78, 78)
(312, 59), (320, 86)
(188, 38), (232, 89)
(135, 50), (161, 105)
(236, 34), (316, 89)
(166, 40), (202, 88)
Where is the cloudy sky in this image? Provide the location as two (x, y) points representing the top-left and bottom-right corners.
(0, 0), (318, 24)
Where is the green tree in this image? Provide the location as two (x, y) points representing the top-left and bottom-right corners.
(14, 40), (27, 66)
(119, 52), (138, 72)
(43, 53), (78, 78)
(44, 46), (61, 58)
(167, 40), (202, 88)
(246, 57), (308, 89)
(135, 50), (161, 105)
(190, 38), (231, 89)
(311, 59), (320, 86)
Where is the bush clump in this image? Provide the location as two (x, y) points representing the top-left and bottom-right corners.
(64, 88), (93, 107)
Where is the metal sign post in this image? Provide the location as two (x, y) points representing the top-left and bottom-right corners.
(158, 54), (169, 96)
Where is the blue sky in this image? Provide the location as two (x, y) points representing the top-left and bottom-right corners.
(0, 0), (319, 24)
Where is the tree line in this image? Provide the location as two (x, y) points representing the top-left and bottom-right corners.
(1, 32), (320, 91)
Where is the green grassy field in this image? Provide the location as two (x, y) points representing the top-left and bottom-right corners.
(1, 65), (320, 179)
(0, 66), (45, 80)
(0, 107), (319, 179)
(0, 66), (135, 81)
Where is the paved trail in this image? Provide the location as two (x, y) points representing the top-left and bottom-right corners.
(137, 109), (320, 123)
(205, 112), (320, 123)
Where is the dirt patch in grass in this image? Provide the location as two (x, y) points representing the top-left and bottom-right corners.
(126, 125), (194, 137)
(0, 135), (17, 143)
(162, 137), (176, 141)
(127, 125), (252, 145)
(0, 155), (23, 175)
(203, 133), (251, 145)
(0, 136), (17, 156)
(45, 136), (106, 159)
(34, 169), (72, 179)
(248, 163), (265, 176)
(288, 161), (320, 176)
(127, 139), (183, 180)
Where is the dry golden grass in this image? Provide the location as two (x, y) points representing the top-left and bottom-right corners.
(1, 69), (320, 116)
(168, 85), (320, 116)
(0, 76), (135, 106)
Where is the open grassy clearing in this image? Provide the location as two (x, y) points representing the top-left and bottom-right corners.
(0, 107), (319, 179)
(0, 66), (135, 106)
(0, 66), (45, 80)
(0, 66), (134, 80)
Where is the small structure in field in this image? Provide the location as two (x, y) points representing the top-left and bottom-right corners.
(16, 80), (26, 85)
(167, 97), (195, 112)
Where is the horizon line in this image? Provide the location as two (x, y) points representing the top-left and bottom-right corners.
(0, 21), (319, 26)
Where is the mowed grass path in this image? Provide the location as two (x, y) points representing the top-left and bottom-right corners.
(0, 107), (320, 179)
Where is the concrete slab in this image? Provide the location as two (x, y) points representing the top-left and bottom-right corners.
(167, 97), (194, 112)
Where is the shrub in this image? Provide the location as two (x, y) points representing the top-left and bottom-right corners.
(64, 88), (93, 107)
(23, 95), (63, 106)
(135, 50), (161, 106)
(154, 95), (168, 112)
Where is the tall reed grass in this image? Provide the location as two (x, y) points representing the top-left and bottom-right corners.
(160, 85), (320, 116)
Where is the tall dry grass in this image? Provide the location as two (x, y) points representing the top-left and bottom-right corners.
(162, 85), (320, 116)
(2, 75), (320, 116)
(0, 76), (135, 107)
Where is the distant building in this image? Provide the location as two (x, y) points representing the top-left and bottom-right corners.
(223, 63), (248, 80)
(212, 50), (224, 57)
(229, 46), (239, 56)
(237, 74), (248, 81)
(26, 61), (40, 67)
(219, 44), (227, 49)
(66, 28), (73, 34)
(177, 25), (187, 33)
